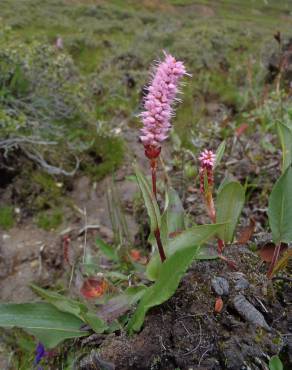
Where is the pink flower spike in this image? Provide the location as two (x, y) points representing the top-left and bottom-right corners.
(199, 149), (216, 169)
(140, 53), (188, 158)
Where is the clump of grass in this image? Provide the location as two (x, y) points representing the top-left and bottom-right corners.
(81, 135), (125, 180)
(32, 172), (63, 210)
(0, 206), (15, 230)
(36, 209), (63, 231)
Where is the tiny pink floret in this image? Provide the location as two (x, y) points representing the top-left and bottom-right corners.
(199, 149), (216, 169)
(140, 53), (187, 154)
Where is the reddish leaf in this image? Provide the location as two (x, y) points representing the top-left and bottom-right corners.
(80, 278), (108, 299)
(235, 123), (249, 137)
(214, 297), (223, 313)
(237, 218), (256, 244)
(259, 243), (288, 263)
(130, 249), (141, 262)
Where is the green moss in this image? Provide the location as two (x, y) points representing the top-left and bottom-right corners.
(0, 206), (15, 230)
(81, 135), (125, 180)
(36, 209), (63, 231)
(32, 172), (63, 210)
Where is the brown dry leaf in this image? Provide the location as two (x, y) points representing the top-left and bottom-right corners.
(214, 297), (223, 313)
(237, 218), (256, 244)
(80, 277), (108, 299)
(130, 249), (141, 262)
(258, 243), (288, 263)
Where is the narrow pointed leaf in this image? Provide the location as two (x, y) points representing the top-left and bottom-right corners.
(134, 165), (161, 232)
(164, 187), (185, 234)
(216, 181), (245, 243)
(268, 166), (292, 244)
(128, 246), (198, 333)
(0, 303), (88, 348)
(214, 140), (226, 168)
(277, 122), (292, 173)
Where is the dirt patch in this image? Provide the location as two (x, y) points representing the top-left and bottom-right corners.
(94, 246), (291, 370)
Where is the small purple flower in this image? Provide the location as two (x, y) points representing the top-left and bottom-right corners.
(34, 342), (47, 368)
(140, 52), (188, 158)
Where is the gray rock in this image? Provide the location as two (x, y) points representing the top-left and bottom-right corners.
(234, 276), (250, 291)
(233, 294), (271, 331)
(211, 276), (229, 296)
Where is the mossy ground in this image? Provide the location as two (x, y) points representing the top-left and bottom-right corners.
(0, 206), (15, 230)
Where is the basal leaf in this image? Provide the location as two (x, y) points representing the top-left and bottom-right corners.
(31, 285), (107, 333)
(146, 223), (224, 280)
(128, 246), (198, 333)
(164, 187), (185, 234)
(268, 166), (292, 244)
(277, 122), (292, 173)
(216, 181), (245, 243)
(134, 165), (161, 232)
(0, 303), (88, 348)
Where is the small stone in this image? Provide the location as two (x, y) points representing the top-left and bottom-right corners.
(233, 294), (271, 331)
(211, 277), (229, 296)
(2, 234), (10, 241)
(234, 276), (250, 291)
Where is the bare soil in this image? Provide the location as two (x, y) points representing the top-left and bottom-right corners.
(95, 246), (291, 370)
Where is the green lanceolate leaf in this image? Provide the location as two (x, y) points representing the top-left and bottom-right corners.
(96, 237), (118, 262)
(134, 165), (161, 232)
(146, 223), (225, 280)
(269, 355), (283, 370)
(31, 285), (107, 334)
(163, 187), (185, 234)
(214, 140), (226, 168)
(277, 122), (292, 173)
(216, 181), (245, 243)
(152, 187), (185, 249)
(128, 246), (198, 333)
(0, 303), (88, 348)
(268, 166), (292, 244)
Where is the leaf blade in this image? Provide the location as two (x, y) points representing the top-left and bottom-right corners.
(134, 165), (161, 232)
(216, 181), (245, 243)
(277, 122), (292, 173)
(0, 303), (88, 348)
(268, 166), (292, 244)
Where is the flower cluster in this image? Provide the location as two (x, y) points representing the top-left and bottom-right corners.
(199, 149), (216, 193)
(140, 53), (187, 158)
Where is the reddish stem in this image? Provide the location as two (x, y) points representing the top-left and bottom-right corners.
(154, 228), (166, 262)
(267, 243), (282, 279)
(217, 239), (224, 254)
(148, 157), (166, 262)
(204, 190), (225, 254)
(150, 158), (157, 200)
